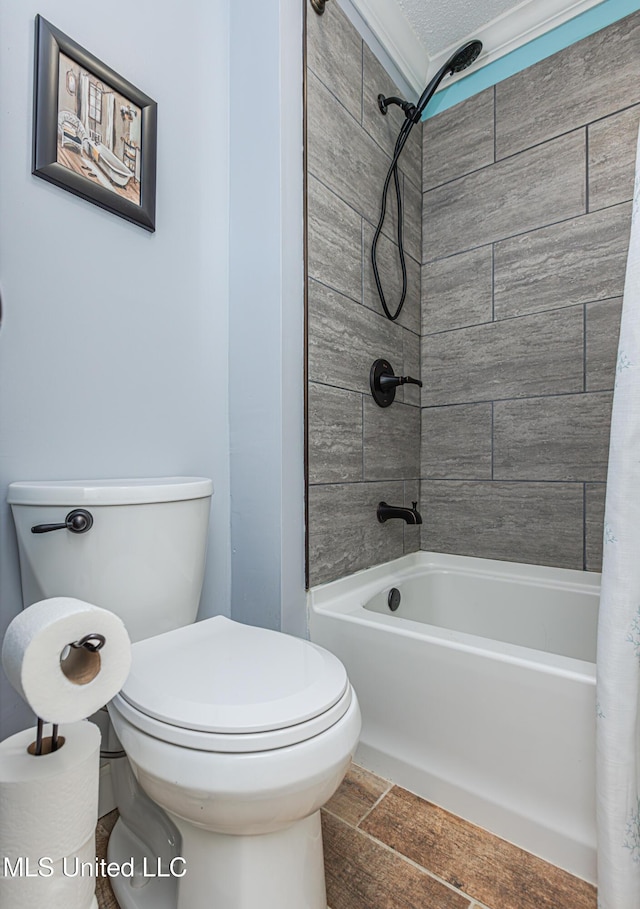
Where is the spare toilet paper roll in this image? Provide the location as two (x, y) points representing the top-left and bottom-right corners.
(1, 597), (131, 723)
(0, 720), (100, 862)
(0, 832), (97, 909)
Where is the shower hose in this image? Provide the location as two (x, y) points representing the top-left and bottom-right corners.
(371, 116), (416, 322)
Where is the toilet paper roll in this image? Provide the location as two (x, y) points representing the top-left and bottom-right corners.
(0, 833), (97, 909)
(0, 721), (100, 861)
(1, 598), (131, 723)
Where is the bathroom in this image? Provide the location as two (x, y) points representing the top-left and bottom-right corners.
(1, 0), (639, 907)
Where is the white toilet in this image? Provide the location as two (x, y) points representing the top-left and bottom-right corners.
(8, 477), (361, 909)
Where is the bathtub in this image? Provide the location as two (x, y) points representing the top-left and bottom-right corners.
(96, 144), (133, 186)
(308, 551), (598, 883)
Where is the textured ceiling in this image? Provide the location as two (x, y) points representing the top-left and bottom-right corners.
(396, 0), (517, 55)
(348, 0), (604, 93)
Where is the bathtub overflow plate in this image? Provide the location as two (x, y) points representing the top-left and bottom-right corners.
(388, 588), (401, 611)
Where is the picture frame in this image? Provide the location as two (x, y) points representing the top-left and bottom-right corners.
(32, 15), (157, 231)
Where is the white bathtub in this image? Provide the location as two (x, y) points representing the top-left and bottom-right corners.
(308, 551), (598, 883)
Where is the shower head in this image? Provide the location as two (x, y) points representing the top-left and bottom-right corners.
(376, 39), (483, 123)
(449, 40), (483, 73)
(414, 39), (483, 119)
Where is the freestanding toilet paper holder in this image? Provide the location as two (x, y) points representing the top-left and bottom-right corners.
(31, 632), (106, 756)
(28, 717), (70, 756)
(71, 633), (106, 652)
(31, 718), (60, 755)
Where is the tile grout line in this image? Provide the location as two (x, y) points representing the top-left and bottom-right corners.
(583, 482), (588, 571)
(425, 99), (640, 194)
(420, 388), (613, 409)
(309, 379), (421, 407)
(309, 63), (395, 169)
(583, 303), (588, 393)
(491, 401), (494, 481)
(327, 805), (492, 907)
(419, 475), (605, 486)
(425, 124), (584, 193)
(361, 392), (365, 481)
(360, 37), (364, 128)
(308, 274), (360, 308)
(307, 80), (421, 206)
(493, 84), (497, 164)
(360, 215), (365, 306)
(585, 124), (590, 213)
(310, 478), (418, 491)
(308, 168), (424, 265)
(307, 274), (422, 338)
(308, 70), (361, 134)
(402, 480), (406, 551)
(491, 242), (495, 323)
(353, 782), (395, 828)
(420, 294), (623, 338)
(420, 198), (632, 267)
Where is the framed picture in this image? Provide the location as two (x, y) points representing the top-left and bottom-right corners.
(32, 15), (157, 231)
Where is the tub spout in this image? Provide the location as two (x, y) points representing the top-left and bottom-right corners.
(377, 501), (422, 524)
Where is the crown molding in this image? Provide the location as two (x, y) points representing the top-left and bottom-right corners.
(350, 0), (605, 94)
(347, 0), (431, 94)
(428, 0), (604, 82)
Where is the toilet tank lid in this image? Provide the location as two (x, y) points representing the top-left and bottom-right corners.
(7, 477), (213, 506)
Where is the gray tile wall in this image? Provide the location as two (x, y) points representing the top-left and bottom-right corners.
(420, 10), (640, 571)
(307, 2), (422, 586)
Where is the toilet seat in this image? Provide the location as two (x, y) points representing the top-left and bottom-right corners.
(111, 684), (353, 752)
(114, 615), (351, 752)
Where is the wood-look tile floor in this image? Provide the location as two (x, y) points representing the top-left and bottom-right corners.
(96, 763), (597, 909)
(322, 764), (597, 909)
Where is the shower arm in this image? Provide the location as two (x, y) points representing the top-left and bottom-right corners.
(377, 56), (469, 131)
(377, 95), (417, 120)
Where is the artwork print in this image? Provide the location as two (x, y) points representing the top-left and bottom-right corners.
(57, 51), (142, 206)
(33, 16), (157, 231)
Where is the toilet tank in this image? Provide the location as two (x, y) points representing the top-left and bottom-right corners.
(7, 477), (213, 643)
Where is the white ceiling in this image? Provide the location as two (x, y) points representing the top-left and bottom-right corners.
(348, 0), (605, 94)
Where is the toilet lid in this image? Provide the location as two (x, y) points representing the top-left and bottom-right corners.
(119, 616), (348, 735)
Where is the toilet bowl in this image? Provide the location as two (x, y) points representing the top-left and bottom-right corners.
(7, 478), (361, 909)
(107, 615), (360, 909)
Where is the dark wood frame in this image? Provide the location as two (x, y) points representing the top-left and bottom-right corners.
(32, 15), (157, 232)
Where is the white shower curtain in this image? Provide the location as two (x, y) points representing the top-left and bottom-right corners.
(596, 126), (640, 909)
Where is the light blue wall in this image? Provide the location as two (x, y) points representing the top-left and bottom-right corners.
(228, 0), (306, 635)
(426, 0), (640, 118)
(0, 0), (231, 738)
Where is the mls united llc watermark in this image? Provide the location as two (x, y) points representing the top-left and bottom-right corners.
(3, 856), (187, 878)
